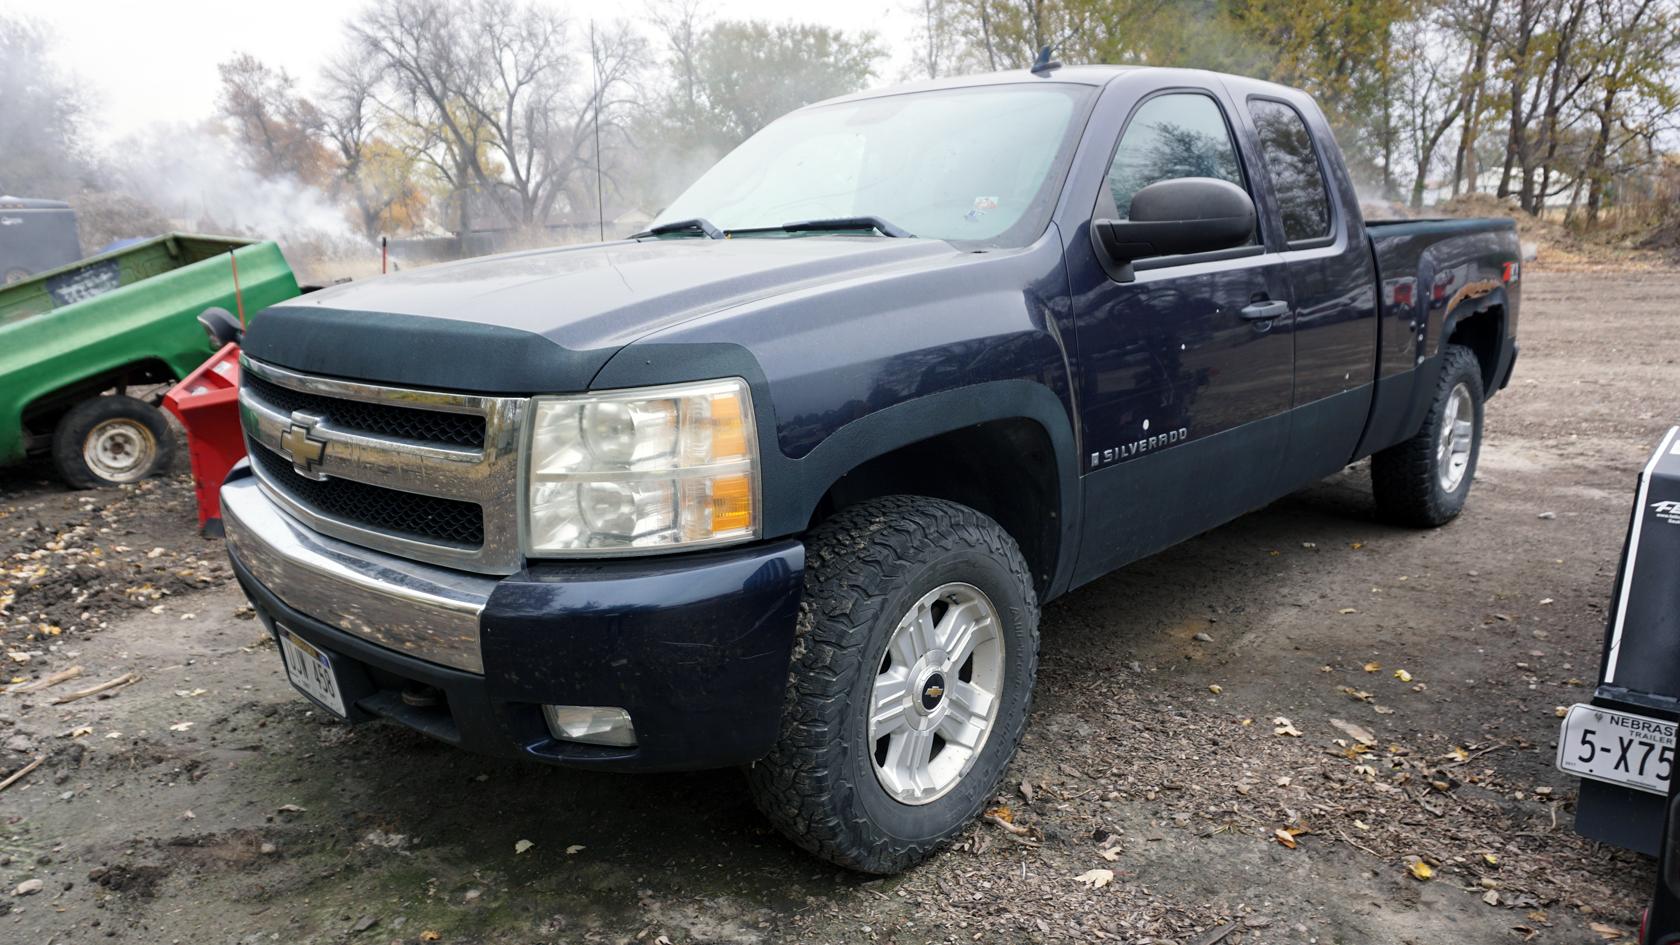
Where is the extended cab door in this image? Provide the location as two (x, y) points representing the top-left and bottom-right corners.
(1236, 91), (1381, 480)
(1063, 83), (1296, 585)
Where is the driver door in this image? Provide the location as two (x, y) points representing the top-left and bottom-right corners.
(1068, 87), (1296, 584)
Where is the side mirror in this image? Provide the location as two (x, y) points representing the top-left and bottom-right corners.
(1091, 177), (1256, 279)
(198, 306), (243, 348)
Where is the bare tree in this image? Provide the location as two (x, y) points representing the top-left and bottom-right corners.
(351, 0), (643, 234)
(1580, 0), (1674, 222)
(0, 14), (94, 196)
(910, 0), (959, 78)
(1445, 0), (1500, 196)
(1396, 22), (1468, 209)
(319, 54), (424, 238)
(217, 53), (330, 185)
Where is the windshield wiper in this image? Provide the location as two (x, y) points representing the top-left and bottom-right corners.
(630, 217), (723, 239)
(776, 215), (914, 238)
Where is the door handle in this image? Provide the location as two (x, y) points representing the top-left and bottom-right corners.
(1240, 300), (1291, 321)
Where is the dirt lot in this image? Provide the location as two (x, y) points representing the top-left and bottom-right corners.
(1, 267), (1675, 945)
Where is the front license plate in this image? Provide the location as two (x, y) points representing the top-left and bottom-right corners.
(278, 627), (348, 718)
(1556, 703), (1674, 794)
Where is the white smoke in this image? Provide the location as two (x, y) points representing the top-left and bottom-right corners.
(102, 121), (354, 240)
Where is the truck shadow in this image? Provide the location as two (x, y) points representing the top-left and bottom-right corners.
(256, 470), (1398, 932)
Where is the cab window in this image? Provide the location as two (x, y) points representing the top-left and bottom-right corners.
(1104, 92), (1248, 235)
(1248, 99), (1333, 243)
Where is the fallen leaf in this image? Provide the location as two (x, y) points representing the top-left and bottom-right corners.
(514, 839), (534, 854)
(1408, 860), (1434, 880)
(1339, 607), (1358, 615)
(1483, 890), (1499, 906)
(565, 844), (585, 855)
(1589, 922), (1626, 940)
(277, 804), (306, 813)
(1074, 868), (1114, 889)
(420, 932), (442, 943)
(986, 805), (1014, 824)
(1363, 661), (1381, 672)
(1274, 828), (1298, 849)
(168, 722), (193, 732)
(1483, 853), (1500, 866)
(1554, 706), (1569, 718)
(1449, 746), (1470, 762)
(1539, 598), (1554, 605)
(1331, 719), (1377, 745)
(1207, 684), (1222, 694)
(1272, 717), (1301, 737)
(1098, 846), (1122, 862)
(1393, 669), (1413, 682)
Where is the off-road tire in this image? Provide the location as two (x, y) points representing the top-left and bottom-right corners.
(746, 496), (1039, 874)
(52, 395), (175, 489)
(1371, 343), (1484, 527)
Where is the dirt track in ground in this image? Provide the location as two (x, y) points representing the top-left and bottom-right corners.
(0, 267), (1675, 945)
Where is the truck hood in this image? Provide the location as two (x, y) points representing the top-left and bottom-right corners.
(242, 237), (962, 393)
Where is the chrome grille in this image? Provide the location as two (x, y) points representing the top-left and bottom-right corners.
(243, 372), (487, 447)
(238, 357), (528, 574)
(247, 442), (486, 547)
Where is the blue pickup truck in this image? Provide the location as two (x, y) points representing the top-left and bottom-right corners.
(221, 64), (1520, 873)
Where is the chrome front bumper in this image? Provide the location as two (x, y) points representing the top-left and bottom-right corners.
(222, 474), (495, 673)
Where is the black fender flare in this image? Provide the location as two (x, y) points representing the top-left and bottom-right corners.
(591, 343), (1083, 599)
(1434, 282), (1509, 359)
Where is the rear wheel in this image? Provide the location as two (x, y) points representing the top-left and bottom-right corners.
(52, 395), (174, 488)
(747, 496), (1039, 874)
(1371, 343), (1484, 526)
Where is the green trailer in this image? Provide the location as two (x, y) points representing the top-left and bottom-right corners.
(0, 234), (300, 487)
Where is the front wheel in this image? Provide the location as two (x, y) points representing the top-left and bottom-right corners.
(1371, 343), (1485, 527)
(52, 395), (175, 488)
(747, 496), (1039, 874)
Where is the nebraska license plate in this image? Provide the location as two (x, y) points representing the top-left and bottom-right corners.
(1556, 703), (1674, 794)
(278, 627), (348, 718)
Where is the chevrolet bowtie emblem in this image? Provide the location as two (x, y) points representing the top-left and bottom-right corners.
(923, 685), (944, 700)
(280, 416), (328, 477)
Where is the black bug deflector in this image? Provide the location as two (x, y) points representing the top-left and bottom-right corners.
(1570, 426), (1680, 855)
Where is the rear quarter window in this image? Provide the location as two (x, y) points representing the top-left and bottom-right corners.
(1248, 99), (1333, 244)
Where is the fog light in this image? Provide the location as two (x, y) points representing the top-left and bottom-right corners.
(542, 705), (637, 747)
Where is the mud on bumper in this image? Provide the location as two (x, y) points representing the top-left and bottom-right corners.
(222, 467), (805, 772)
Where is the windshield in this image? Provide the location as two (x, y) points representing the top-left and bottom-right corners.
(654, 83), (1096, 246)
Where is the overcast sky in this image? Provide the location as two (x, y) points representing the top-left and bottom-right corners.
(33, 0), (918, 145)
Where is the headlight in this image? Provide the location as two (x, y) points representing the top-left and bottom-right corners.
(525, 378), (758, 554)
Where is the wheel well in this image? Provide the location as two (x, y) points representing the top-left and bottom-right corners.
(806, 418), (1062, 596)
(20, 358), (177, 447)
(1446, 305), (1504, 393)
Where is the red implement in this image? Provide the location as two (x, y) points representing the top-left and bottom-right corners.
(162, 343), (245, 536)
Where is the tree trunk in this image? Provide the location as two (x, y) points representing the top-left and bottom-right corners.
(1584, 93), (1616, 224)
(1498, 0), (1538, 199)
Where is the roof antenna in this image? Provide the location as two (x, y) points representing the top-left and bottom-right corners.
(1030, 44), (1061, 74)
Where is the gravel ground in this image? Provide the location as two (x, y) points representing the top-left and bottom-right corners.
(0, 266), (1675, 945)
